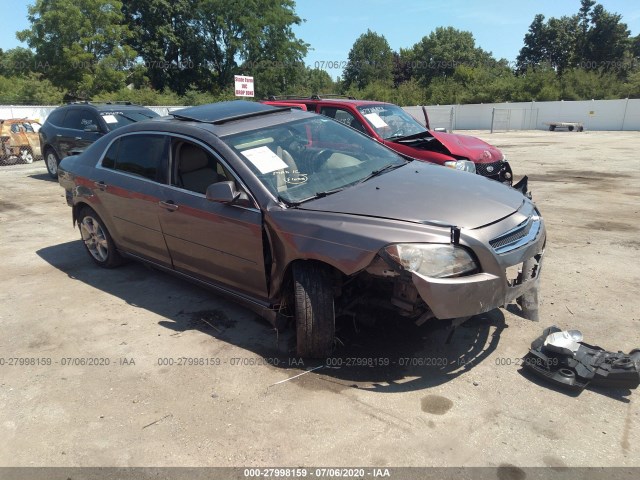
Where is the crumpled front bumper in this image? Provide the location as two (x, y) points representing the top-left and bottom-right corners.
(410, 216), (545, 319)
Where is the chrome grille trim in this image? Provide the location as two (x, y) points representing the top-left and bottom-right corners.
(490, 215), (541, 254)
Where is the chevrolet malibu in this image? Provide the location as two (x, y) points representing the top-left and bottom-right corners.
(58, 101), (545, 358)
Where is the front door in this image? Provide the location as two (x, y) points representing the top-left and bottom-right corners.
(157, 137), (269, 299)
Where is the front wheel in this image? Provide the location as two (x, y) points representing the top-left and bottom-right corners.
(45, 149), (59, 178)
(77, 207), (124, 268)
(293, 262), (335, 358)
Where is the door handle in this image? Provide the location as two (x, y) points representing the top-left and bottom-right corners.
(94, 180), (107, 190)
(159, 200), (179, 211)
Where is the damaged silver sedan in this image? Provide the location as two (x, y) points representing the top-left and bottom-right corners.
(58, 101), (545, 357)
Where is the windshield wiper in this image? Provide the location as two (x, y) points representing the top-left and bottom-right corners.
(357, 162), (404, 184)
(279, 187), (345, 208)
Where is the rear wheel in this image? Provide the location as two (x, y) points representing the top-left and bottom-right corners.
(293, 262), (335, 358)
(45, 149), (59, 178)
(77, 207), (123, 268)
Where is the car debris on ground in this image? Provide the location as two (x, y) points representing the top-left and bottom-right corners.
(523, 325), (640, 393)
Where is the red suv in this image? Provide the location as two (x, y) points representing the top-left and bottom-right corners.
(264, 95), (522, 190)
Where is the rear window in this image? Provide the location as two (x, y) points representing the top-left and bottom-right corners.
(63, 109), (99, 131)
(100, 110), (159, 131)
(101, 134), (168, 182)
(45, 109), (67, 126)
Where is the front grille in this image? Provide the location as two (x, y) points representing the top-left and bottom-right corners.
(490, 215), (541, 254)
(475, 160), (504, 177)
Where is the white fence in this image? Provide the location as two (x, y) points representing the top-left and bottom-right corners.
(409, 99), (640, 131)
(3, 99), (640, 131)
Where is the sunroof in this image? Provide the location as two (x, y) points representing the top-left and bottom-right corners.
(171, 100), (289, 124)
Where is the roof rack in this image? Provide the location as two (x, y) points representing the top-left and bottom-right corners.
(266, 94), (357, 101)
(314, 94), (357, 100)
(65, 100), (142, 106)
(104, 101), (140, 106)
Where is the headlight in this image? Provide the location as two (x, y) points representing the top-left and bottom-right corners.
(384, 244), (477, 278)
(444, 159), (476, 174)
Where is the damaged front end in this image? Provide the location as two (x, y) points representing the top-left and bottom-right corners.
(352, 219), (545, 324)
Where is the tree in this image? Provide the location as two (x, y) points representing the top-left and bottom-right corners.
(392, 48), (415, 87)
(585, 5), (630, 72)
(578, 0), (596, 59)
(122, 0), (209, 95)
(0, 48), (36, 77)
(412, 27), (495, 85)
(517, 2), (632, 75)
(17, 0), (137, 97)
(545, 16), (580, 75)
(296, 68), (335, 95)
(233, 0), (309, 96)
(516, 14), (549, 72)
(342, 30), (393, 89)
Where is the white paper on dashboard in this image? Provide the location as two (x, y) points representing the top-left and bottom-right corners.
(241, 146), (289, 174)
(102, 115), (118, 124)
(364, 113), (388, 128)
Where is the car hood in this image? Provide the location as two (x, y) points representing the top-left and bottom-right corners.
(428, 130), (503, 164)
(297, 162), (525, 230)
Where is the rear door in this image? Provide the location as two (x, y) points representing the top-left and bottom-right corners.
(93, 133), (172, 266)
(157, 136), (269, 299)
(59, 108), (104, 157)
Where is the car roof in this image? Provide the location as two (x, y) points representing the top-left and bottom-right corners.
(122, 100), (313, 137)
(170, 100), (279, 123)
(267, 96), (392, 108)
(59, 102), (156, 112)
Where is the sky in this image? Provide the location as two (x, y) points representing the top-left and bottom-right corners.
(2, 0), (639, 79)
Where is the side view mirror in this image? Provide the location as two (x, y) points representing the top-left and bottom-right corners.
(206, 181), (241, 203)
(84, 124), (99, 133)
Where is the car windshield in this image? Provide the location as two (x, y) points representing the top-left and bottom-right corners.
(224, 116), (407, 205)
(358, 104), (427, 140)
(101, 110), (159, 131)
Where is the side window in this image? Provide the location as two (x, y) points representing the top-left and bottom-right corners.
(61, 109), (84, 130)
(108, 134), (168, 182)
(320, 107), (367, 134)
(62, 109), (100, 131)
(101, 139), (119, 169)
(46, 109), (66, 126)
(172, 139), (230, 194)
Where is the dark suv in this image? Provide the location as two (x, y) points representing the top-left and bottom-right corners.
(264, 95), (522, 189)
(39, 102), (159, 178)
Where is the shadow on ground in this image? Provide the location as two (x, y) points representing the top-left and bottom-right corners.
(38, 240), (507, 393)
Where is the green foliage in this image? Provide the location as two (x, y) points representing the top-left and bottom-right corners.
(17, 0), (136, 98)
(412, 27), (496, 85)
(0, 74), (64, 104)
(343, 30), (394, 89)
(516, 2), (631, 74)
(3, 0), (640, 106)
(559, 68), (622, 100)
(0, 48), (36, 77)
